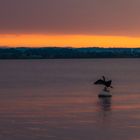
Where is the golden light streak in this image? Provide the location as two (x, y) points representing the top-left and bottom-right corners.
(0, 34), (140, 48)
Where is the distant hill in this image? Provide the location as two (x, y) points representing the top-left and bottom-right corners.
(0, 47), (139, 59)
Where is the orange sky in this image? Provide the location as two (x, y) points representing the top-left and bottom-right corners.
(0, 1), (140, 48)
(0, 34), (140, 48)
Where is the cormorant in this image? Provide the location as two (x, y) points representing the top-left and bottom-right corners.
(94, 76), (113, 91)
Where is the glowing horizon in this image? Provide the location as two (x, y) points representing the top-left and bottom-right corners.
(1, 0), (140, 48)
(0, 34), (140, 48)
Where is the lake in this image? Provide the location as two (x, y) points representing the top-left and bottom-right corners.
(0, 59), (140, 140)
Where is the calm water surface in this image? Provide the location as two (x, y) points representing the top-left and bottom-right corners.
(0, 59), (140, 140)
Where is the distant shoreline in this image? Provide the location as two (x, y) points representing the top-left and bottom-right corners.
(0, 47), (140, 59)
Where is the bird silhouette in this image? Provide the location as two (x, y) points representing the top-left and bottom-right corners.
(94, 76), (113, 91)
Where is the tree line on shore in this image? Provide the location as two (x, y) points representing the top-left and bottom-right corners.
(0, 47), (139, 59)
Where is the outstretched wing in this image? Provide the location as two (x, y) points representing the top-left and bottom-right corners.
(106, 80), (112, 87)
(102, 76), (106, 81)
(94, 79), (105, 85)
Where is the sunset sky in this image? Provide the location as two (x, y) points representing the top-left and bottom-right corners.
(0, 0), (140, 48)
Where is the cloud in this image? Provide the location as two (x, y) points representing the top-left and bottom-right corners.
(0, 0), (140, 36)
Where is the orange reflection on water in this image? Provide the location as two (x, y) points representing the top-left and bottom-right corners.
(0, 96), (96, 120)
(113, 104), (140, 110)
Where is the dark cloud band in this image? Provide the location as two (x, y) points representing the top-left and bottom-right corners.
(0, 0), (139, 36)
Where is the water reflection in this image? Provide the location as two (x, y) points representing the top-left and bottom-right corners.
(96, 97), (112, 122)
(98, 97), (112, 111)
